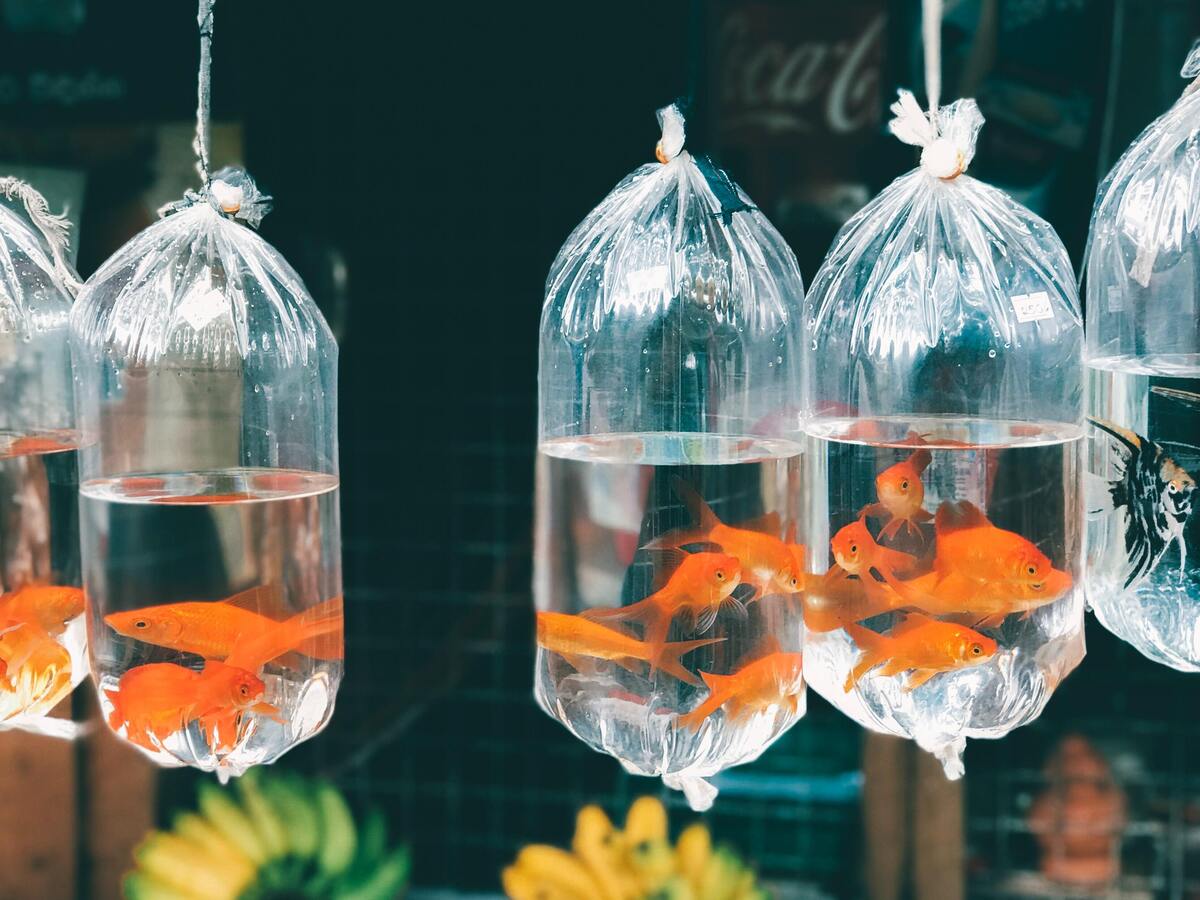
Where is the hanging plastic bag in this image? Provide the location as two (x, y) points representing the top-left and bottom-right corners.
(71, 2), (342, 776)
(0, 180), (86, 738)
(535, 104), (807, 810)
(801, 88), (1085, 777)
(1084, 41), (1200, 669)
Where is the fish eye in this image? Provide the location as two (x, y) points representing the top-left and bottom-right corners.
(849, 544), (858, 554)
(134, 620), (148, 629)
(1026, 565), (1036, 576)
(715, 570), (725, 581)
(900, 480), (909, 490)
(1170, 483), (1178, 494)
(790, 577), (798, 588)
(239, 684), (250, 697)
(971, 643), (983, 656)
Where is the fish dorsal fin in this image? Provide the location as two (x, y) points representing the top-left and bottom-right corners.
(785, 521), (797, 545)
(1088, 417), (1142, 455)
(219, 584), (288, 620)
(908, 449), (932, 473)
(934, 500), (990, 535)
(672, 477), (719, 531)
(735, 511), (782, 536)
(642, 548), (688, 592)
(1152, 385), (1200, 411)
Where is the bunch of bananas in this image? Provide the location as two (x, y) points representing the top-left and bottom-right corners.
(503, 796), (766, 900)
(123, 769), (410, 900)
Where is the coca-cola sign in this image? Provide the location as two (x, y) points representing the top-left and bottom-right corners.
(713, 1), (885, 142)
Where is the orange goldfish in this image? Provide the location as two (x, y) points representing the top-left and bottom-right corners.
(583, 551), (743, 643)
(0, 434), (75, 458)
(105, 589), (343, 665)
(893, 567), (1073, 628)
(676, 644), (804, 730)
(0, 622), (71, 715)
(646, 478), (800, 598)
(844, 613), (997, 693)
(154, 492), (257, 505)
(931, 501), (1054, 589)
(104, 661), (278, 753)
(536, 611), (722, 687)
(828, 520), (922, 590)
(802, 572), (900, 633)
(861, 449), (933, 542)
(0, 584), (84, 636)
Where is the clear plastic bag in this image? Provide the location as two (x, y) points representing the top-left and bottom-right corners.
(71, 169), (343, 776)
(1084, 43), (1200, 669)
(802, 91), (1085, 777)
(535, 105), (807, 810)
(0, 182), (85, 737)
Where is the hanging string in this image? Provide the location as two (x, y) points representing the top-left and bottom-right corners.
(923, 0), (943, 126)
(0, 178), (82, 295)
(193, 0), (215, 186)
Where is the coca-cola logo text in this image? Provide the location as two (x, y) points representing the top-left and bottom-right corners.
(717, 10), (884, 137)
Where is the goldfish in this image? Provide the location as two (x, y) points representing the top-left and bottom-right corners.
(646, 478), (800, 598)
(103, 661), (278, 753)
(843, 612), (997, 693)
(536, 611), (722, 687)
(582, 550), (743, 643)
(0, 623), (71, 716)
(105, 588), (343, 666)
(0, 584), (84, 636)
(827, 519), (922, 592)
(802, 572), (900, 633)
(676, 641), (804, 730)
(861, 449), (934, 542)
(1091, 415), (1197, 588)
(892, 567), (1073, 628)
(0, 433), (75, 458)
(931, 500), (1054, 588)
(154, 492), (258, 505)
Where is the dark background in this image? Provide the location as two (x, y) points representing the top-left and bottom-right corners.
(2, 1), (1200, 897)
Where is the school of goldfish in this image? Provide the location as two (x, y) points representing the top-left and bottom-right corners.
(805, 444), (1074, 693)
(537, 478), (804, 732)
(0, 583), (85, 722)
(102, 588), (344, 756)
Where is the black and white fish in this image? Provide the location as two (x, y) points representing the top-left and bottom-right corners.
(1090, 416), (1198, 590)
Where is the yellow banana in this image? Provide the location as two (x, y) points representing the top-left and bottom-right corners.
(623, 798), (673, 895)
(516, 844), (605, 900)
(133, 832), (251, 900)
(171, 813), (256, 877)
(503, 864), (576, 900)
(674, 822), (712, 893)
(572, 805), (638, 900)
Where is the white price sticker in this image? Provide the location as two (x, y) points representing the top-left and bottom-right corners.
(1010, 291), (1054, 323)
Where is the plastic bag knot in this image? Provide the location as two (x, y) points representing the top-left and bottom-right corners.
(888, 89), (984, 180)
(655, 103), (686, 164)
(1182, 38), (1200, 96)
(158, 166), (273, 228)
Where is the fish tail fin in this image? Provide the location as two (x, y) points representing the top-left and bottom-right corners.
(671, 477), (719, 532)
(291, 598), (344, 661)
(934, 500), (990, 535)
(843, 624), (889, 692)
(909, 449), (933, 473)
(651, 636), (724, 688)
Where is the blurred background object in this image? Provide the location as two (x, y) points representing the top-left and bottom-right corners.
(0, 1), (1195, 899)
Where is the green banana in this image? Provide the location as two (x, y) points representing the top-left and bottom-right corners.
(122, 870), (207, 900)
(262, 773), (321, 859)
(197, 781), (268, 866)
(237, 770), (289, 859)
(334, 846), (412, 900)
(316, 779), (359, 877)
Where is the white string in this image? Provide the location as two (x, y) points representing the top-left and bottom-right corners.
(0, 178), (81, 295)
(923, 0), (943, 125)
(194, 0), (215, 186)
